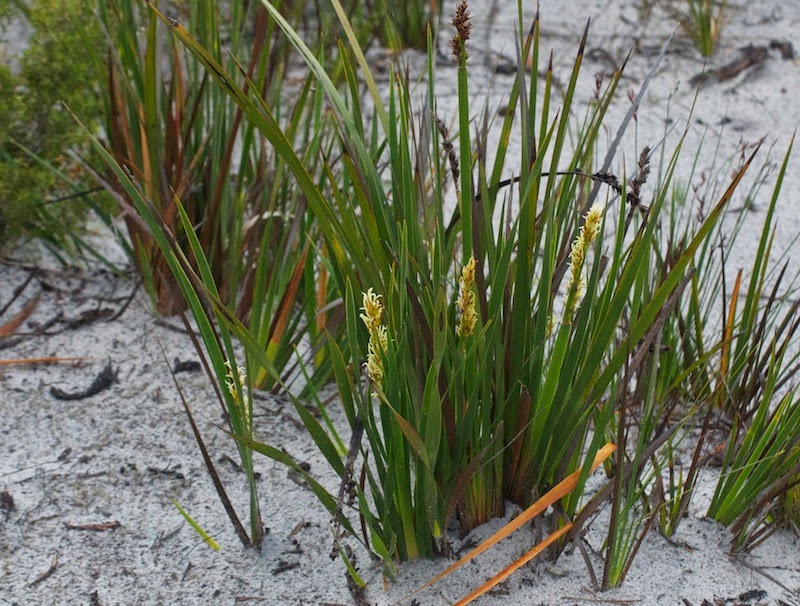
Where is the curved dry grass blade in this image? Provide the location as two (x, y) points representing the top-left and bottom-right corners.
(398, 443), (615, 603)
(454, 523), (573, 606)
(0, 271), (35, 319)
(0, 357), (88, 366)
(0, 293), (40, 337)
(720, 269), (743, 386)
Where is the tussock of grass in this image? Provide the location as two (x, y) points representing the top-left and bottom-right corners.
(80, 0), (800, 593)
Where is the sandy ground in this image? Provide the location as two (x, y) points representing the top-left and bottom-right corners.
(2, 0), (800, 604)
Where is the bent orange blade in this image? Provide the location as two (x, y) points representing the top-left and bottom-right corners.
(397, 442), (615, 604)
(454, 522), (573, 606)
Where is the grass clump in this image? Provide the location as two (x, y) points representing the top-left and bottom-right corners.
(95, 0), (330, 390)
(82, 0), (800, 593)
(80, 0), (334, 549)
(97, 0), (309, 319)
(684, 0), (725, 57)
(106, 0), (760, 574)
(373, 0), (443, 50)
(674, 0), (726, 57)
(594, 135), (799, 589)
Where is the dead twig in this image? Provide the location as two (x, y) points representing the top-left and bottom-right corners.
(29, 555), (59, 587)
(271, 561), (300, 575)
(0, 270), (36, 318)
(104, 278), (141, 323)
(729, 554), (794, 596)
(63, 520), (120, 531)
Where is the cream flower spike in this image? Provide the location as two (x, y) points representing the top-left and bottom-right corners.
(360, 288), (384, 332)
(361, 289), (387, 385)
(456, 256), (478, 338)
(224, 360), (251, 426)
(566, 203), (603, 315)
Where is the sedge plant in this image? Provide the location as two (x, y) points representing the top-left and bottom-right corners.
(644, 138), (800, 542)
(595, 135), (798, 581)
(77, 0), (340, 548)
(585, 138), (752, 587)
(703, 138), (800, 546)
(94, 0), (332, 391)
(97, 1), (301, 315)
(79, 1), (781, 593)
(662, 0), (726, 58)
(372, 0), (443, 50)
(707, 368), (800, 550)
(121, 0), (766, 583)
(683, 0), (725, 57)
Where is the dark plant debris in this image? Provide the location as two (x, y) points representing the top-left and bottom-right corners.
(271, 561), (300, 575)
(172, 357), (201, 374)
(147, 465), (185, 480)
(683, 589), (770, 606)
(690, 45), (770, 87)
(0, 491), (15, 519)
(28, 555), (59, 587)
(63, 520), (121, 532)
(50, 362), (117, 401)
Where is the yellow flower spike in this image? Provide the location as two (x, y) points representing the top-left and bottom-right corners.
(224, 360), (239, 403)
(361, 290), (387, 385)
(365, 337), (385, 384)
(583, 202), (604, 244)
(567, 238), (586, 282)
(575, 276), (587, 302)
(567, 203), (603, 299)
(224, 360), (251, 428)
(565, 203), (604, 316)
(461, 256), (477, 287)
(456, 256), (478, 338)
(360, 288), (384, 332)
(376, 323), (388, 353)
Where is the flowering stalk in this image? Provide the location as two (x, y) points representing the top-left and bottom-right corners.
(450, 1), (472, 65)
(224, 360), (251, 429)
(456, 256), (478, 338)
(565, 203), (604, 318)
(360, 288), (387, 385)
(451, 1), (474, 258)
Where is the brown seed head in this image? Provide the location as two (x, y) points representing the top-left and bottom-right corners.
(450, 1), (472, 62)
(629, 146), (651, 210)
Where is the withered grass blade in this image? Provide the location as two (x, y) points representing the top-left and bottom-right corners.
(454, 523), (573, 606)
(401, 443), (615, 602)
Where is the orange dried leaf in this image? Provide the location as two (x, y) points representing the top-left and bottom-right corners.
(267, 245), (309, 354)
(454, 523), (573, 606)
(0, 357), (88, 366)
(720, 268), (742, 381)
(0, 293), (40, 337)
(400, 443), (616, 603)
